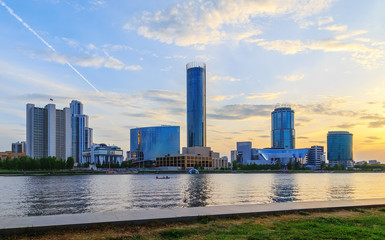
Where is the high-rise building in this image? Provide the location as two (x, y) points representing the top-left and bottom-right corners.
(186, 62), (206, 147)
(327, 131), (353, 168)
(26, 103), (71, 160)
(307, 145), (325, 170)
(271, 107), (295, 149)
(12, 141), (26, 153)
(70, 100), (93, 163)
(130, 126), (180, 165)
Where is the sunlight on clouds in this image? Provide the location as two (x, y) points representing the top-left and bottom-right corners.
(276, 74), (304, 82)
(247, 91), (287, 100)
(209, 75), (240, 82)
(319, 24), (347, 32)
(126, 0), (334, 47)
(318, 16), (334, 26)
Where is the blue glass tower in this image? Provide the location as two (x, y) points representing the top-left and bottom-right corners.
(271, 107), (295, 149)
(70, 100), (92, 163)
(187, 62), (206, 147)
(327, 131), (353, 168)
(130, 126), (180, 163)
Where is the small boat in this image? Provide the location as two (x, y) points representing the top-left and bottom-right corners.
(156, 176), (170, 179)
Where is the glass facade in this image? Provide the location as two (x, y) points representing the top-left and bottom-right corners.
(187, 62), (206, 147)
(327, 131), (353, 168)
(130, 126), (180, 162)
(271, 107), (295, 149)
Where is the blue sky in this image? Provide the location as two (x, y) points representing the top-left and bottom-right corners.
(1, 0), (385, 162)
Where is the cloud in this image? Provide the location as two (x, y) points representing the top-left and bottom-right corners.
(208, 104), (273, 120)
(366, 136), (381, 140)
(126, 0), (334, 47)
(247, 91), (287, 100)
(210, 94), (240, 102)
(31, 51), (142, 71)
(319, 24), (347, 32)
(297, 136), (309, 139)
(335, 30), (368, 40)
(256, 39), (385, 69)
(335, 123), (357, 129)
(318, 16), (334, 26)
(209, 75), (240, 82)
(276, 74), (304, 82)
(259, 135), (270, 138)
(296, 117), (313, 123)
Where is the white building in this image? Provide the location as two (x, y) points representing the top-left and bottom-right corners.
(26, 103), (71, 160)
(82, 144), (123, 166)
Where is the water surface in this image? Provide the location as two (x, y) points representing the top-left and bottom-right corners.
(1, 173), (384, 217)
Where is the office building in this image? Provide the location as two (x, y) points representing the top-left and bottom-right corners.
(271, 107), (295, 149)
(70, 100), (93, 163)
(26, 103), (71, 160)
(156, 146), (218, 170)
(235, 141), (308, 167)
(82, 143), (123, 166)
(130, 126), (180, 166)
(12, 141), (25, 153)
(187, 62), (206, 147)
(306, 145), (325, 170)
(327, 131), (353, 168)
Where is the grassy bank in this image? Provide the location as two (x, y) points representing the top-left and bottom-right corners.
(3, 207), (385, 240)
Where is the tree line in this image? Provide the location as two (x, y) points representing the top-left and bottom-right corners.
(0, 156), (74, 170)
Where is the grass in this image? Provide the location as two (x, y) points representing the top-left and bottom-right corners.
(2, 207), (385, 240)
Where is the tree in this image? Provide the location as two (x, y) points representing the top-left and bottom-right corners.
(232, 161), (238, 171)
(66, 157), (75, 169)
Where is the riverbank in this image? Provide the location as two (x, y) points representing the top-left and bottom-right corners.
(2, 205), (385, 239)
(0, 169), (382, 176)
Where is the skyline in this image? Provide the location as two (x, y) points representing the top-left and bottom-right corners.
(1, 1), (385, 162)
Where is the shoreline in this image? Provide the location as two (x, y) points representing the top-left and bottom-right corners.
(0, 169), (382, 176)
(1, 198), (385, 238)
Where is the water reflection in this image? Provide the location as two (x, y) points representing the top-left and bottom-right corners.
(183, 175), (211, 207)
(270, 174), (299, 202)
(0, 173), (384, 217)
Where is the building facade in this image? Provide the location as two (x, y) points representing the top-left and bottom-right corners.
(235, 141), (308, 168)
(306, 145), (325, 170)
(26, 103), (71, 160)
(82, 144), (123, 166)
(12, 141), (26, 153)
(271, 107), (295, 149)
(186, 62), (206, 147)
(130, 126), (180, 165)
(0, 151), (26, 160)
(327, 131), (354, 168)
(70, 100), (93, 163)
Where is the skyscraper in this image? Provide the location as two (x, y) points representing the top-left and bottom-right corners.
(307, 145), (325, 170)
(26, 103), (71, 160)
(271, 107), (295, 149)
(130, 126), (180, 165)
(186, 62), (206, 147)
(70, 100), (93, 163)
(327, 131), (353, 168)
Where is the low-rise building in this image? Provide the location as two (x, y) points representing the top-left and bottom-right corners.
(213, 157), (229, 169)
(0, 151), (26, 160)
(368, 160), (381, 165)
(82, 144), (123, 166)
(156, 146), (221, 170)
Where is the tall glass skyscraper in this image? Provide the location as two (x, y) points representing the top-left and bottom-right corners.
(327, 131), (353, 168)
(271, 107), (295, 149)
(130, 126), (180, 164)
(186, 62), (206, 147)
(70, 100), (93, 163)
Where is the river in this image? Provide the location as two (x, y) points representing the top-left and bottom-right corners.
(1, 173), (385, 217)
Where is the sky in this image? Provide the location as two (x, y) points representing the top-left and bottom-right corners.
(1, 0), (385, 162)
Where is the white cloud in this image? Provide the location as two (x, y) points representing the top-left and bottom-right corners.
(318, 16), (334, 26)
(31, 51), (142, 71)
(247, 91), (287, 100)
(277, 74), (305, 82)
(256, 39), (385, 69)
(209, 75), (240, 82)
(319, 24), (348, 32)
(126, 0), (334, 47)
(335, 30), (368, 40)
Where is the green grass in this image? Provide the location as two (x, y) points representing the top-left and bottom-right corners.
(4, 208), (385, 240)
